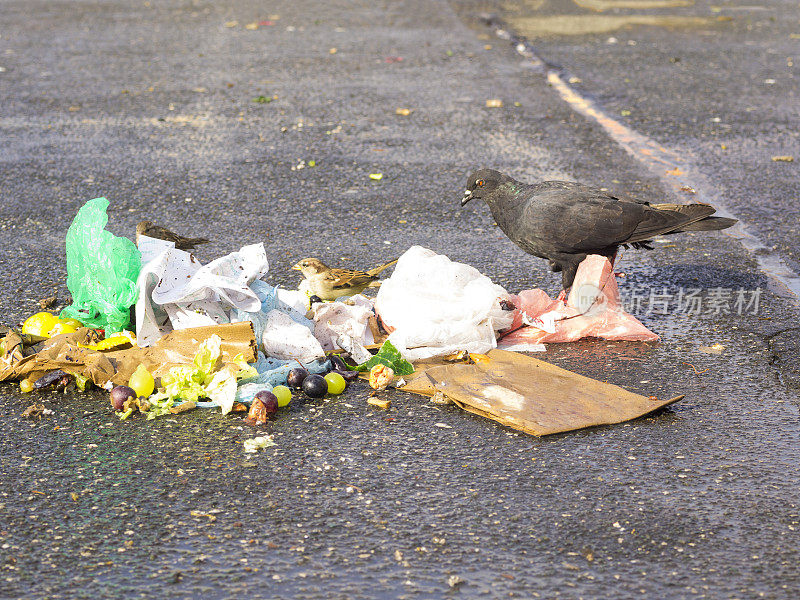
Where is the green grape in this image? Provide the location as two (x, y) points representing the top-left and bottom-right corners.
(324, 372), (346, 395)
(129, 364), (155, 398)
(272, 385), (292, 408)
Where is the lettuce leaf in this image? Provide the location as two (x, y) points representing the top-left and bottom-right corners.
(146, 392), (175, 420)
(193, 334), (222, 383)
(154, 334), (256, 416)
(354, 339), (414, 376)
(233, 353), (259, 382)
(161, 365), (206, 403)
(205, 370), (238, 415)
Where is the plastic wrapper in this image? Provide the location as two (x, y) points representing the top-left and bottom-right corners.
(231, 281), (312, 348)
(60, 197), (141, 333)
(136, 238), (320, 366)
(500, 255), (658, 346)
(375, 246), (515, 360)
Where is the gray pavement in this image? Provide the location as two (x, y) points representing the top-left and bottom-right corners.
(1, 1), (799, 598)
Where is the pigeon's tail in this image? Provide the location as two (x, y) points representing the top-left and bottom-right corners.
(671, 216), (738, 232)
(627, 203), (736, 243)
(366, 258), (399, 276)
(651, 203), (738, 233)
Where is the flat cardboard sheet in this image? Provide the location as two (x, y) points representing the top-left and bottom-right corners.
(0, 322), (257, 388)
(400, 349), (682, 436)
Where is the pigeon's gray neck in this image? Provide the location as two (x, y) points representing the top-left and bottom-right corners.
(489, 180), (529, 210)
(485, 181), (529, 233)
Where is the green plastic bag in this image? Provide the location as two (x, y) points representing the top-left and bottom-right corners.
(60, 197), (141, 333)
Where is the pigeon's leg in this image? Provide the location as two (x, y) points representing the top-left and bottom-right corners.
(607, 249), (619, 267)
(550, 259), (568, 301)
(607, 247), (625, 278)
(560, 260), (581, 291)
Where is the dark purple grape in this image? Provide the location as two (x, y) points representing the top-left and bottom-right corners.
(110, 385), (137, 411)
(254, 391), (278, 417)
(33, 369), (69, 389)
(328, 354), (349, 372)
(333, 368), (359, 382)
(302, 374), (328, 398)
(286, 367), (309, 389)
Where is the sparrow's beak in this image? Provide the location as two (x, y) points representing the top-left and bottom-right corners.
(461, 189), (473, 207)
(291, 263), (302, 271)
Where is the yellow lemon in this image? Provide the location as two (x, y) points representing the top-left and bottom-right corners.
(49, 322), (78, 336)
(21, 312), (59, 337)
(59, 318), (84, 329)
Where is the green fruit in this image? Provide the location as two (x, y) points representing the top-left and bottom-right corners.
(324, 372), (346, 395)
(129, 364), (155, 398)
(272, 385), (292, 408)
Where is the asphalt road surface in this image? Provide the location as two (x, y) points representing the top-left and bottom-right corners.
(1, 1), (799, 598)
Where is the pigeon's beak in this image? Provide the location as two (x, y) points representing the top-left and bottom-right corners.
(461, 189), (473, 207)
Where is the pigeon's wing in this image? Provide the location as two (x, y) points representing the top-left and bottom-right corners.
(522, 185), (708, 252)
(624, 203), (716, 242)
(521, 186), (645, 252)
(532, 180), (644, 203)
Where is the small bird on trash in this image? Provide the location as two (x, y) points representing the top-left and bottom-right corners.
(461, 168), (737, 291)
(136, 221), (211, 250)
(292, 257), (398, 301)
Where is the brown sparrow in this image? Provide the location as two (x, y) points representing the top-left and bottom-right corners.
(136, 221), (210, 250)
(292, 257), (398, 301)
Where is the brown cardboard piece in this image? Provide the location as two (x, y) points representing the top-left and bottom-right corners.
(400, 349), (682, 436)
(0, 322), (257, 388)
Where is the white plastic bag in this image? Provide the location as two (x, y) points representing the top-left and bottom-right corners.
(261, 310), (325, 363)
(374, 246), (514, 360)
(135, 240), (268, 346)
(312, 295), (375, 352)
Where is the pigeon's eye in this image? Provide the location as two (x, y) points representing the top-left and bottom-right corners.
(476, 179), (485, 187)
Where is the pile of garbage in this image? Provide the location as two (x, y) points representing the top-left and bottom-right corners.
(0, 198), (674, 437)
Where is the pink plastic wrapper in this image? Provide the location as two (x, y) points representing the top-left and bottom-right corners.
(500, 255), (658, 345)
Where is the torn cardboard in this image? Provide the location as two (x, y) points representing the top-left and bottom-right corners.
(401, 349), (682, 436)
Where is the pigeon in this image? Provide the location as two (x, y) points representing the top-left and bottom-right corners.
(292, 257), (398, 301)
(136, 221), (210, 250)
(461, 169), (737, 290)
